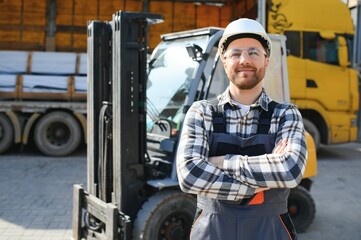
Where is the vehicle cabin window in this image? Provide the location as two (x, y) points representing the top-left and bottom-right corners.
(207, 56), (229, 100)
(284, 31), (301, 57)
(303, 31), (339, 65)
(196, 46), (217, 100)
(345, 34), (354, 64)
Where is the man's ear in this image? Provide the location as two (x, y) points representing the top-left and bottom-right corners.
(264, 57), (270, 69)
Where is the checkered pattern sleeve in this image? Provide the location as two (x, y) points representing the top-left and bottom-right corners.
(176, 101), (259, 201)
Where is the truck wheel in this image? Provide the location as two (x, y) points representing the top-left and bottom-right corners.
(288, 185), (316, 233)
(132, 190), (196, 240)
(303, 119), (320, 151)
(0, 113), (14, 154)
(34, 111), (81, 156)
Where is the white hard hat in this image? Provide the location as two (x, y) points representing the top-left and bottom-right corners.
(218, 18), (272, 60)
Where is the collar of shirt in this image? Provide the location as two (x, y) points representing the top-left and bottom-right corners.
(217, 87), (270, 111)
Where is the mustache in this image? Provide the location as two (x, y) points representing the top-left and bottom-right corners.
(236, 66), (257, 71)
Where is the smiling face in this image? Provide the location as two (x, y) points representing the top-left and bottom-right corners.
(222, 38), (270, 91)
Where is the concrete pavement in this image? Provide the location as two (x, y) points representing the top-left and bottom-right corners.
(1, 143), (361, 239)
(0, 148), (86, 240)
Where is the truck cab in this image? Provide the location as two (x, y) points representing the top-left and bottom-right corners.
(267, 0), (359, 149)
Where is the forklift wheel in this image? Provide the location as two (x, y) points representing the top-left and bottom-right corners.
(132, 190), (196, 240)
(288, 185), (316, 233)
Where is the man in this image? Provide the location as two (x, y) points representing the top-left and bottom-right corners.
(176, 18), (308, 240)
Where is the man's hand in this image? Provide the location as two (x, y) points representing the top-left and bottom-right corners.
(209, 156), (224, 169)
(273, 139), (288, 154)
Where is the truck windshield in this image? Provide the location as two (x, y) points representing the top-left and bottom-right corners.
(146, 36), (207, 132)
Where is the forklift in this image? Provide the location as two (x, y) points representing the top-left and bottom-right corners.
(72, 11), (317, 240)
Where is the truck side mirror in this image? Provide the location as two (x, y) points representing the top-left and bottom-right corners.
(337, 36), (349, 67)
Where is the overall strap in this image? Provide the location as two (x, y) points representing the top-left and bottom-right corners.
(209, 98), (226, 133)
(257, 101), (278, 134)
(210, 99), (279, 134)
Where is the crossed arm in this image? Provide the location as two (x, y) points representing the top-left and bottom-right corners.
(176, 102), (308, 200)
(209, 138), (288, 168)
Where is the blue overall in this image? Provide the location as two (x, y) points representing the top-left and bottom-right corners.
(190, 101), (297, 240)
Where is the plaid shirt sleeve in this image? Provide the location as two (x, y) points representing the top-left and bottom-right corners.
(176, 101), (259, 201)
(223, 103), (308, 189)
(176, 98), (308, 201)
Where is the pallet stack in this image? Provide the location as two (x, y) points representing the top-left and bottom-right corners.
(0, 0), (257, 52)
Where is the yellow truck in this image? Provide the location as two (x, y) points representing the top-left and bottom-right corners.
(267, 0), (360, 150)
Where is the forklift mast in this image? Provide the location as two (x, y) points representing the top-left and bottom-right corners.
(73, 11), (163, 240)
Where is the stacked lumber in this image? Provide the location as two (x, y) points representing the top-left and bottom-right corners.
(0, 0), (257, 52)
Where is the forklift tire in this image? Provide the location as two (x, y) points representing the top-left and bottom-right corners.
(303, 119), (321, 151)
(34, 111), (81, 156)
(132, 190), (196, 240)
(0, 113), (14, 154)
(288, 185), (316, 233)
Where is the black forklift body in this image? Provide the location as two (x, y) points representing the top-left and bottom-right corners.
(73, 11), (163, 240)
(73, 12), (225, 238)
(73, 13), (230, 238)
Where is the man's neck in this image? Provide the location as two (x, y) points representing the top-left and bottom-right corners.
(229, 84), (262, 105)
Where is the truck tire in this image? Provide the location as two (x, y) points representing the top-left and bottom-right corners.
(34, 111), (81, 156)
(0, 113), (14, 154)
(288, 185), (316, 233)
(132, 190), (196, 240)
(303, 119), (321, 151)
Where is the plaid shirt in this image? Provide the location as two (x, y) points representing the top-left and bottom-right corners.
(176, 88), (308, 201)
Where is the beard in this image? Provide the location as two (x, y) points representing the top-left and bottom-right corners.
(228, 65), (266, 90)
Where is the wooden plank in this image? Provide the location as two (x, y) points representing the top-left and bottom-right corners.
(23, 12), (47, 26)
(23, 0), (47, 26)
(219, 5), (232, 27)
(22, 31), (45, 45)
(234, 0), (257, 19)
(23, 0), (46, 11)
(0, 30), (20, 42)
(0, 41), (44, 51)
(99, 0), (124, 17)
(56, 0), (75, 25)
(123, 0), (142, 12)
(73, 0), (98, 26)
(0, 0), (22, 25)
(0, 12), (22, 25)
(0, 24), (45, 32)
(73, 33), (87, 50)
(173, 2), (196, 32)
(55, 32), (72, 49)
(196, 5), (221, 28)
